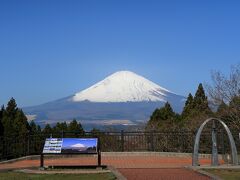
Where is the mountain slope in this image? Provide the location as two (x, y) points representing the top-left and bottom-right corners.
(24, 71), (186, 129)
(72, 71), (172, 102)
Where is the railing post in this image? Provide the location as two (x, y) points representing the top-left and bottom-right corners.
(181, 130), (184, 153)
(193, 130), (197, 152)
(27, 132), (30, 155)
(220, 129), (225, 161)
(121, 130), (124, 152)
(150, 131), (154, 151)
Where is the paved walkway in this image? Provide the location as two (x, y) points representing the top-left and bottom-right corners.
(118, 168), (210, 180)
(0, 155), (220, 179)
(0, 156), (214, 170)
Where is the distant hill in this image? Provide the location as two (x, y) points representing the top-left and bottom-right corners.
(24, 71), (185, 129)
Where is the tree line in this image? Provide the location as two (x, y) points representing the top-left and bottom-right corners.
(0, 98), (85, 138)
(0, 98), (86, 159)
(146, 64), (240, 132)
(1, 64), (240, 159)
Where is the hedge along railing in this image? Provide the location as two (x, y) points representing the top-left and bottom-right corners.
(0, 130), (239, 161)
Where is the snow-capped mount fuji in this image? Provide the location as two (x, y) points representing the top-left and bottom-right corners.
(24, 71), (186, 130)
(72, 71), (172, 103)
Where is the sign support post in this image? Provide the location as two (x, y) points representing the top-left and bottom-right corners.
(97, 138), (101, 167)
(40, 138), (100, 168)
(40, 153), (44, 168)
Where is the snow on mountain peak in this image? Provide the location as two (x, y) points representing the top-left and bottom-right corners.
(72, 70), (175, 103)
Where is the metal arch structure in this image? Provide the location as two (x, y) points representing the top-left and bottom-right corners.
(192, 118), (238, 166)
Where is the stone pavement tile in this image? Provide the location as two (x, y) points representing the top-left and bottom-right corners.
(0, 156), (215, 170)
(118, 168), (211, 180)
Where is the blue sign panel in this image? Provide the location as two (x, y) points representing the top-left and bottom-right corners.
(43, 138), (98, 154)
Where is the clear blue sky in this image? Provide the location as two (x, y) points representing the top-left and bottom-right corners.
(0, 0), (240, 107)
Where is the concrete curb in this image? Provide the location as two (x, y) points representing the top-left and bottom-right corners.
(102, 152), (219, 159)
(0, 155), (40, 164)
(14, 168), (112, 174)
(108, 166), (127, 180)
(196, 169), (222, 180)
(186, 166), (222, 180)
(192, 165), (240, 169)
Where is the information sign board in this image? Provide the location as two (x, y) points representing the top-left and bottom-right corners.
(42, 138), (98, 154)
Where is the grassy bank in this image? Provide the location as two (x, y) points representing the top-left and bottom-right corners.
(205, 169), (240, 180)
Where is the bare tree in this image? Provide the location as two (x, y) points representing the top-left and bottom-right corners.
(207, 64), (240, 105)
(206, 64), (240, 129)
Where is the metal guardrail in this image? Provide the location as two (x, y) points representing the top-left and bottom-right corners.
(0, 130), (239, 161)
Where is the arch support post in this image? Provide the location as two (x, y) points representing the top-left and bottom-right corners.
(211, 120), (219, 166)
(192, 118), (238, 166)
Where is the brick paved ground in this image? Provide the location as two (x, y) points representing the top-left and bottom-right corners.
(0, 156), (215, 170)
(118, 168), (210, 180)
(0, 155), (220, 179)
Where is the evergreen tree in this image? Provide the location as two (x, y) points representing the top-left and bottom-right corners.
(68, 119), (84, 137)
(53, 122), (68, 133)
(14, 109), (29, 137)
(0, 106), (4, 159)
(29, 121), (42, 155)
(193, 83), (211, 113)
(14, 109), (29, 156)
(0, 106), (4, 136)
(146, 102), (177, 130)
(159, 102), (175, 120)
(29, 120), (37, 134)
(37, 125), (41, 133)
(181, 84), (212, 130)
(5, 98), (18, 120)
(43, 124), (52, 134)
(1, 99), (30, 157)
(2, 98), (18, 136)
(150, 102), (175, 122)
(181, 93), (194, 118)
